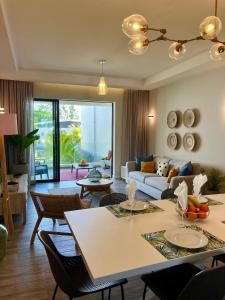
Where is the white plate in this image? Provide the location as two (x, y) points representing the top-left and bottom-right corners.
(164, 228), (208, 249)
(119, 200), (148, 211)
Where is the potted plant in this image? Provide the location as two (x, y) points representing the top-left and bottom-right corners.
(8, 129), (40, 175)
(207, 168), (225, 194)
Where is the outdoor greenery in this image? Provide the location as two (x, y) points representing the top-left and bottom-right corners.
(8, 129), (40, 164)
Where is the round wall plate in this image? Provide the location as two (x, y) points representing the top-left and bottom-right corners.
(183, 109), (195, 128)
(167, 111), (178, 128)
(167, 133), (178, 150)
(183, 133), (195, 151)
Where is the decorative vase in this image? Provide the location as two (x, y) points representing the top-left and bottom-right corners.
(0, 225), (8, 261)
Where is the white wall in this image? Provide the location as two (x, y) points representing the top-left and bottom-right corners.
(34, 82), (124, 177)
(150, 66), (225, 172)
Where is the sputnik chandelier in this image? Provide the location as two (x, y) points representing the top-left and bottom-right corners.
(122, 0), (225, 61)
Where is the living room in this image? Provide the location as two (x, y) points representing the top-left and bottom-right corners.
(1, 1), (225, 300)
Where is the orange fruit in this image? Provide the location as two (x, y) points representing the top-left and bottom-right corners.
(198, 212), (207, 219)
(187, 212), (198, 219)
(199, 204), (209, 212)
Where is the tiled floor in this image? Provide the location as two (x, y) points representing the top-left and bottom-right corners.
(0, 179), (158, 300)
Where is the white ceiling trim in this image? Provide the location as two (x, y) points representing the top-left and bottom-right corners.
(0, 0), (18, 71)
(0, 68), (143, 89)
(143, 51), (225, 89)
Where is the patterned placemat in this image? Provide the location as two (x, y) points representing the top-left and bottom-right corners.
(168, 197), (223, 206)
(107, 201), (164, 218)
(142, 225), (225, 260)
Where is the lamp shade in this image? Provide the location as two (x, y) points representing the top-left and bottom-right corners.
(0, 113), (18, 135)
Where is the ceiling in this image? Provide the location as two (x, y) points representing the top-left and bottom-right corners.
(0, 0), (225, 89)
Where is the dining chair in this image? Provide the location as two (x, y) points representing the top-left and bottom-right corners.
(141, 262), (225, 300)
(30, 191), (91, 244)
(211, 253), (225, 267)
(38, 231), (127, 300)
(99, 193), (128, 207)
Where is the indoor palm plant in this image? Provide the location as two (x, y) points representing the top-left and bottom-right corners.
(8, 129), (40, 175)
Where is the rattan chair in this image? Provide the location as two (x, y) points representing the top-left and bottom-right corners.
(30, 191), (91, 244)
(141, 263), (225, 300)
(38, 231), (127, 300)
(99, 193), (128, 207)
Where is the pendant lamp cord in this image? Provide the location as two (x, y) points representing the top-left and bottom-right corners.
(215, 0), (218, 16)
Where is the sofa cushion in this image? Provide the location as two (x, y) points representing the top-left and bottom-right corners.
(135, 155), (153, 171)
(154, 156), (171, 171)
(145, 176), (169, 191)
(169, 159), (188, 170)
(157, 161), (169, 177)
(129, 171), (159, 183)
(141, 161), (155, 173)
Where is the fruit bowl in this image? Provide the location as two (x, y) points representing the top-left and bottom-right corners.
(176, 195), (210, 221)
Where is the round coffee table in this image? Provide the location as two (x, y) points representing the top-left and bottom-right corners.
(76, 178), (113, 199)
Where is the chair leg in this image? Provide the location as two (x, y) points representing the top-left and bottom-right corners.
(120, 285), (125, 300)
(108, 288), (111, 300)
(142, 283), (147, 300)
(52, 284), (58, 300)
(30, 217), (42, 244)
(101, 290), (104, 300)
(52, 218), (56, 225)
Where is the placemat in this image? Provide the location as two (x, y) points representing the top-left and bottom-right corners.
(142, 225), (225, 260)
(168, 197), (223, 206)
(107, 201), (164, 218)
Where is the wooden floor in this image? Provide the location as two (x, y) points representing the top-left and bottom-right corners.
(0, 179), (155, 300)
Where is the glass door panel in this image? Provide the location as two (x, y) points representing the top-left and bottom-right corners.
(34, 100), (60, 181)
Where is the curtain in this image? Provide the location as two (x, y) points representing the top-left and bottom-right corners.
(121, 89), (150, 165)
(0, 79), (34, 177)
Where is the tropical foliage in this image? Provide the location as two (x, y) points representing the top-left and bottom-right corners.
(208, 168), (225, 192)
(8, 129), (40, 163)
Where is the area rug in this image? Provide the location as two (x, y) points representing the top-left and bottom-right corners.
(60, 169), (88, 181)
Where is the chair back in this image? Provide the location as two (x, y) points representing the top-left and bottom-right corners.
(177, 264), (225, 300)
(30, 191), (84, 218)
(99, 193), (128, 207)
(38, 231), (74, 294)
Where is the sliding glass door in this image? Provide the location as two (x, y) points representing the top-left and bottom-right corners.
(33, 99), (113, 182)
(33, 99), (60, 182)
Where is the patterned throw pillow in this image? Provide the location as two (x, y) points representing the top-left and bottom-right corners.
(157, 161), (169, 177)
(141, 161), (155, 173)
(167, 167), (179, 183)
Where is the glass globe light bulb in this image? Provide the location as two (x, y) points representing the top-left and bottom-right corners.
(122, 14), (148, 38)
(168, 42), (186, 60)
(128, 36), (149, 55)
(209, 43), (225, 60)
(199, 16), (222, 39)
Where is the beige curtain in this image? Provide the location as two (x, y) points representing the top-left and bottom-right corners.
(0, 79), (34, 174)
(0, 79), (33, 134)
(121, 89), (150, 164)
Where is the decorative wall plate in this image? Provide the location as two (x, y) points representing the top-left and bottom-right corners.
(167, 133), (178, 150)
(183, 133), (195, 151)
(167, 111), (178, 128)
(183, 109), (195, 128)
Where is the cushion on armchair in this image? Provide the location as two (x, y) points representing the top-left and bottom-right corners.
(178, 161), (193, 176)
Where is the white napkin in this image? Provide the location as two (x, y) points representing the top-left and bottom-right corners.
(126, 179), (137, 204)
(174, 181), (188, 211)
(193, 174), (208, 199)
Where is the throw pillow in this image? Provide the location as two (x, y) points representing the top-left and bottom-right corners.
(141, 161), (155, 173)
(156, 161), (169, 177)
(167, 167), (179, 183)
(178, 161), (193, 176)
(135, 155), (153, 171)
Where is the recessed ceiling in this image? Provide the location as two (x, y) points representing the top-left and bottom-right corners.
(0, 0), (225, 88)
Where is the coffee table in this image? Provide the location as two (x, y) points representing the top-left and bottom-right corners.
(76, 178), (113, 198)
(71, 163), (95, 179)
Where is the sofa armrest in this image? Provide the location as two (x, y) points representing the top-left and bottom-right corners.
(126, 161), (136, 173)
(169, 175), (196, 194)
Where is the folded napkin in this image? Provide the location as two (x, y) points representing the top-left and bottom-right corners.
(174, 181), (188, 211)
(193, 174), (208, 199)
(126, 179), (137, 203)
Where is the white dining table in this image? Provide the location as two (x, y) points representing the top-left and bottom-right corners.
(65, 194), (225, 284)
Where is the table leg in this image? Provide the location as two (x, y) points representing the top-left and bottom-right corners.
(22, 197), (26, 225)
(76, 168), (78, 179)
(80, 186), (85, 199)
(71, 164), (74, 173)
